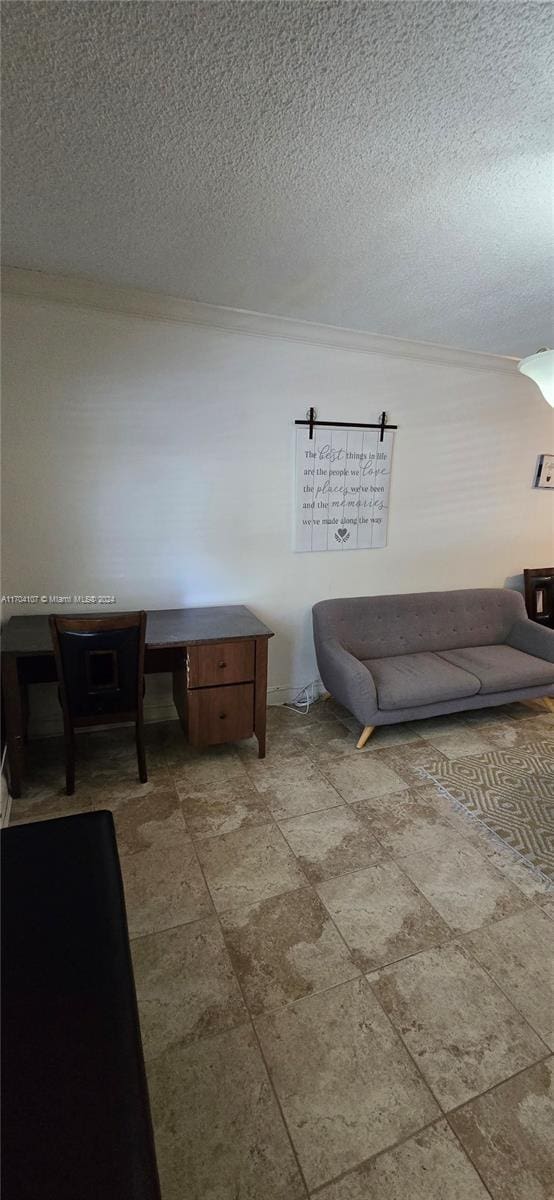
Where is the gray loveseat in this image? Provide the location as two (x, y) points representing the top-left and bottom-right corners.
(313, 588), (554, 747)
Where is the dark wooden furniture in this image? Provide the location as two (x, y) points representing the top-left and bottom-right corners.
(1, 811), (161, 1200)
(524, 568), (554, 629)
(173, 634), (264, 749)
(2, 605), (273, 797)
(49, 611), (147, 794)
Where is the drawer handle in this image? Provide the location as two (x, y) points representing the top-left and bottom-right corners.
(219, 712), (227, 720)
(218, 661), (227, 669)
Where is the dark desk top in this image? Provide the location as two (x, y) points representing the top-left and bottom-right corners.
(2, 605), (274, 656)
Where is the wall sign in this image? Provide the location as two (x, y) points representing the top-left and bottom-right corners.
(533, 453), (554, 488)
(294, 422), (394, 552)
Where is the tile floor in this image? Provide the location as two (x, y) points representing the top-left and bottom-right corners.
(8, 697), (554, 1200)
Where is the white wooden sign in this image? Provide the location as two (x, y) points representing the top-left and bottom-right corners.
(294, 423), (394, 552)
(533, 453), (554, 488)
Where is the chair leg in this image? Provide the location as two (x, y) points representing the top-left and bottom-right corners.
(356, 725), (375, 750)
(136, 717), (147, 783)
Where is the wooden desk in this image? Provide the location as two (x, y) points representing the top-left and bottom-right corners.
(2, 606), (274, 798)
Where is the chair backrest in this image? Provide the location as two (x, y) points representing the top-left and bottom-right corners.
(49, 612), (146, 723)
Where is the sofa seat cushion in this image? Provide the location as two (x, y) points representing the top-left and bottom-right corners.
(439, 644), (554, 694)
(363, 652), (480, 711)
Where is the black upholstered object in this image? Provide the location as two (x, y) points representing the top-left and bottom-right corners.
(1, 811), (160, 1200)
(55, 623), (142, 719)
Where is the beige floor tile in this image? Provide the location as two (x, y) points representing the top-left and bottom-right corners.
(425, 792), (499, 851)
(19, 718), (553, 1200)
(246, 754), (343, 820)
(22, 734), (66, 767)
(463, 907), (554, 1049)
(169, 745), (249, 786)
(243, 750), (321, 790)
(78, 768), (173, 805)
(80, 724), (146, 752)
(147, 1023), (305, 1200)
(151, 720), (201, 767)
(278, 806), (384, 883)
(220, 887), (359, 1015)
(108, 785), (187, 855)
(8, 790), (94, 826)
(351, 788), (455, 857)
(333, 712), (366, 736)
(10, 738), (85, 813)
(268, 702), (328, 731)
(177, 775), (269, 838)
(481, 843), (554, 900)
(449, 1058), (554, 1200)
(316, 699), (354, 725)
(255, 977), (439, 1190)
(302, 740), (375, 769)
(317, 862), (451, 972)
(237, 729), (306, 764)
(131, 916), (247, 1060)
(196, 822), (307, 912)
(537, 893), (554, 918)
(416, 785), (552, 897)
(462, 705), (519, 726)
(350, 778), (444, 814)
(422, 725), (494, 760)
(395, 827), (527, 934)
(315, 1118), (490, 1199)
(484, 717), (553, 750)
(409, 715), (475, 736)
(121, 832), (212, 937)
(262, 775), (345, 821)
(321, 755), (409, 803)
(362, 723), (425, 749)
(75, 733), (172, 802)
(296, 715), (357, 744)
(374, 741), (449, 788)
(498, 712), (554, 736)
(370, 942), (546, 1110)
(292, 721), (361, 762)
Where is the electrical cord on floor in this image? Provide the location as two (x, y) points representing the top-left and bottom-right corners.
(283, 679), (322, 715)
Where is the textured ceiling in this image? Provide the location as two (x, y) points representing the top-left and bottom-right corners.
(2, 1), (553, 355)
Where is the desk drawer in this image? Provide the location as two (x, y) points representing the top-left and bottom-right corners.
(187, 641), (255, 688)
(187, 683), (254, 746)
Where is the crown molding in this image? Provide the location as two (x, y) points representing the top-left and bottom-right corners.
(2, 265), (520, 375)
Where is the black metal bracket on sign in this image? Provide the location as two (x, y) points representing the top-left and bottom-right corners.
(295, 409), (397, 442)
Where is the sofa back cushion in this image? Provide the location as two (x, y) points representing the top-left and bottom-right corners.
(313, 588), (526, 661)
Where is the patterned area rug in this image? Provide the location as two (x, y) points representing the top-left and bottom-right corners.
(422, 735), (554, 884)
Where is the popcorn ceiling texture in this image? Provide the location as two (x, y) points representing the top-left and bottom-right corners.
(2, 1), (552, 355)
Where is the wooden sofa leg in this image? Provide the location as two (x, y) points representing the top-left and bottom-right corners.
(356, 725), (375, 749)
(544, 697), (554, 713)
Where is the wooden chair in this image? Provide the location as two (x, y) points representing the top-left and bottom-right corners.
(49, 612), (147, 795)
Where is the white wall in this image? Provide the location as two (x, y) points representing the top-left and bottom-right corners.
(2, 277), (552, 729)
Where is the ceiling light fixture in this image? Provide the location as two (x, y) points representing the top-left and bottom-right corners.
(518, 347), (554, 407)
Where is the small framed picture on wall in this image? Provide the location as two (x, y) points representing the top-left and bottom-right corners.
(533, 454), (554, 488)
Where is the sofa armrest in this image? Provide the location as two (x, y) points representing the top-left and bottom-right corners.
(316, 640), (378, 724)
(507, 618), (554, 664)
